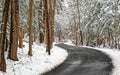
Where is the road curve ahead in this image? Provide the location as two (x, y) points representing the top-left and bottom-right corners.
(44, 43), (113, 75)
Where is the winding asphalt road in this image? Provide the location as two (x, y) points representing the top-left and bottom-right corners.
(44, 43), (113, 75)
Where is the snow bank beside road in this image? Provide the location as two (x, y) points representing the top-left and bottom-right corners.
(0, 42), (68, 75)
(82, 46), (120, 75)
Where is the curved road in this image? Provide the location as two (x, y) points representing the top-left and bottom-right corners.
(44, 43), (113, 75)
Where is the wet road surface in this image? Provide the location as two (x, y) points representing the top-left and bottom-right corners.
(44, 43), (113, 75)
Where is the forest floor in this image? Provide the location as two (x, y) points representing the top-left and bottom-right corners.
(0, 42), (68, 75)
(44, 43), (113, 75)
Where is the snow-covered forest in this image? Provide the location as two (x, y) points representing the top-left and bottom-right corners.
(56, 0), (120, 48)
(0, 0), (120, 75)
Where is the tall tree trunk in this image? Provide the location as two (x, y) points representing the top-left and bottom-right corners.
(8, 0), (19, 61)
(28, 0), (34, 56)
(0, 0), (10, 72)
(0, 32), (6, 72)
(44, 0), (51, 55)
(33, 4), (37, 42)
(49, 0), (52, 48)
(77, 0), (83, 45)
(43, 0), (56, 54)
(51, 0), (56, 42)
(74, 15), (78, 45)
(49, 0), (56, 48)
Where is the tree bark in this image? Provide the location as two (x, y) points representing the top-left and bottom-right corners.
(49, 0), (56, 48)
(8, 0), (19, 61)
(44, 0), (51, 55)
(0, 0), (10, 72)
(28, 0), (34, 56)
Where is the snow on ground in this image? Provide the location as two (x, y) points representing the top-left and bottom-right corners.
(0, 42), (68, 75)
(82, 46), (120, 75)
